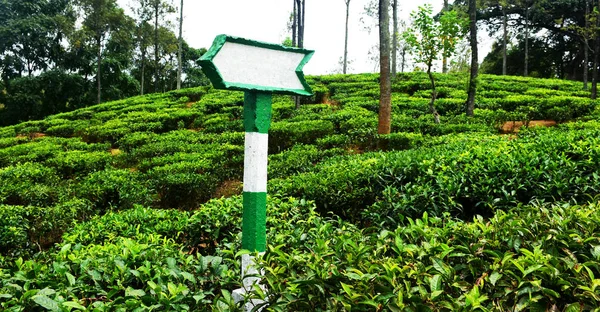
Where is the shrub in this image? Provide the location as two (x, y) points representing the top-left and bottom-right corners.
(0, 163), (62, 207)
(269, 120), (335, 153)
(272, 128), (600, 224)
(77, 169), (152, 212)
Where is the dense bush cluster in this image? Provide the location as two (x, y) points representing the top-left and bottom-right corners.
(0, 72), (599, 310)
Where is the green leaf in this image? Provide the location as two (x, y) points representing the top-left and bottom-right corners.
(430, 274), (442, 292)
(65, 272), (76, 286)
(181, 271), (196, 283)
(432, 258), (451, 278)
(62, 301), (86, 310)
(126, 287), (146, 297)
(592, 245), (600, 260)
(60, 243), (72, 253)
(340, 282), (354, 296)
(37, 288), (56, 296)
(32, 294), (59, 311)
(167, 282), (177, 296)
(489, 271), (502, 286)
(564, 303), (582, 312)
(193, 294), (206, 303)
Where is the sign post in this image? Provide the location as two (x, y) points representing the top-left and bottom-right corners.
(199, 35), (313, 310)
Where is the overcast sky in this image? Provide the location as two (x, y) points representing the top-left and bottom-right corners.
(118, 0), (493, 75)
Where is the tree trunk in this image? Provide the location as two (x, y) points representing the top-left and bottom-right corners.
(401, 48), (406, 73)
(427, 66), (441, 124)
(524, 0), (529, 77)
(442, 0), (449, 73)
(343, 0), (350, 74)
(154, 3), (159, 92)
(295, 0), (305, 109)
(593, 2), (599, 99)
(392, 0), (398, 77)
(96, 36), (102, 104)
(297, 0), (305, 48)
(292, 0), (297, 47)
(466, 0), (478, 117)
(141, 49), (146, 95)
(584, 0), (590, 91)
(301, 0), (306, 48)
(502, 5), (507, 75)
(177, 0), (183, 90)
(378, 0), (392, 136)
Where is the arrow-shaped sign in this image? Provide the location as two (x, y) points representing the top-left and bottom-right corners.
(199, 35), (314, 96)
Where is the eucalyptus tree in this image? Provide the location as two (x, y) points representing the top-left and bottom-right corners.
(177, 0), (183, 90)
(343, 0), (351, 74)
(75, 0), (123, 104)
(442, 0), (449, 73)
(148, 0), (175, 92)
(378, 0), (392, 135)
(392, 0), (398, 77)
(292, 0), (306, 48)
(466, 0), (477, 116)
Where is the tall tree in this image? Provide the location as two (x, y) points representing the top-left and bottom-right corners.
(584, 0), (590, 91)
(76, 0), (121, 104)
(593, 1), (599, 99)
(292, 1), (297, 46)
(501, 0), (508, 75)
(404, 5), (466, 123)
(149, 0), (174, 92)
(392, 0), (398, 77)
(378, 0), (392, 135)
(523, 0), (529, 77)
(177, 0), (183, 90)
(131, 0), (152, 95)
(442, 0), (450, 73)
(292, 0), (306, 48)
(343, 0), (351, 74)
(0, 0), (75, 80)
(466, 0), (478, 116)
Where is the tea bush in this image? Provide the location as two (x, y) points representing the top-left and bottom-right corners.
(259, 201), (600, 311)
(269, 120), (335, 152)
(272, 126), (600, 224)
(0, 72), (599, 310)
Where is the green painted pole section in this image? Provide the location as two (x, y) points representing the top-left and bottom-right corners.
(242, 192), (268, 251)
(244, 92), (272, 134)
(242, 91), (272, 252)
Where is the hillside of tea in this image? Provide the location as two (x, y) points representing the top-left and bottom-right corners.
(1, 72), (600, 311)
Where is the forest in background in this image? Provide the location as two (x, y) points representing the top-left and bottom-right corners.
(3, 0), (600, 125)
(0, 0), (208, 126)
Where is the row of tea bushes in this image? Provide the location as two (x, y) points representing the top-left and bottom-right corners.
(0, 196), (320, 311)
(272, 123), (600, 224)
(3, 197), (600, 310)
(259, 201), (600, 311)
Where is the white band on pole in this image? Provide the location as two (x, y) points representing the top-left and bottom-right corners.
(243, 132), (269, 193)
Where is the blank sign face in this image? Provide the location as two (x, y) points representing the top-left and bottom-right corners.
(213, 42), (306, 91)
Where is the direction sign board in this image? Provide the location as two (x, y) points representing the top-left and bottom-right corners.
(200, 35), (314, 311)
(199, 34), (314, 96)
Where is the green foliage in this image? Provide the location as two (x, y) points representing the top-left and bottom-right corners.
(259, 201), (600, 311)
(273, 126), (600, 224)
(0, 71), (94, 126)
(270, 120), (335, 153)
(403, 5), (467, 70)
(0, 72), (599, 310)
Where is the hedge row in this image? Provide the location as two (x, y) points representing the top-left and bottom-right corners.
(272, 123), (600, 225)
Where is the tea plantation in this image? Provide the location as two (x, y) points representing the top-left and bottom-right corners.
(1, 72), (600, 311)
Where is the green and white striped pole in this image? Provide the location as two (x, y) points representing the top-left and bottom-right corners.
(242, 92), (271, 253)
(199, 35), (313, 310)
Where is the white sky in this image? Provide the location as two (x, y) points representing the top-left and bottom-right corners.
(119, 0), (493, 75)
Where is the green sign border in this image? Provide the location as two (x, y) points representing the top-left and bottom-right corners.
(199, 34), (314, 96)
